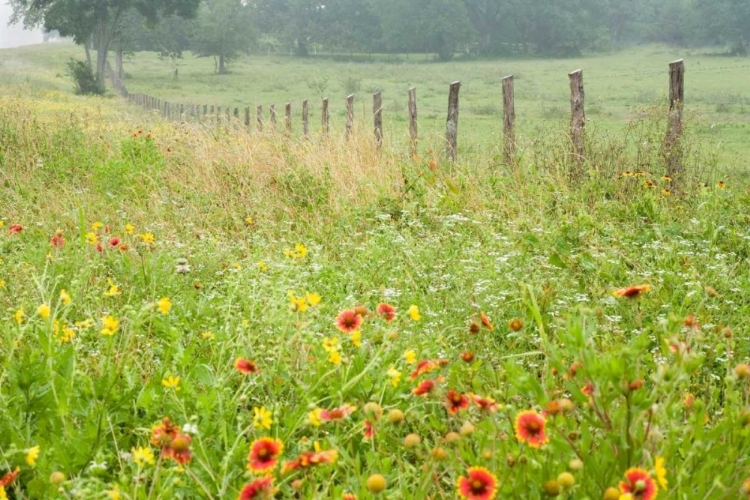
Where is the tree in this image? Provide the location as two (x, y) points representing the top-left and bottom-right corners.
(190, 0), (255, 73)
(9, 0), (200, 88)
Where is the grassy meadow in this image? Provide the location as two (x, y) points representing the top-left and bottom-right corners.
(1, 42), (750, 499)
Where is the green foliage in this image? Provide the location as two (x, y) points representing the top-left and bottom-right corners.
(190, 0), (255, 73)
(66, 59), (104, 96)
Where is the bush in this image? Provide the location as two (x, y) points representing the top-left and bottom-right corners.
(66, 59), (104, 96)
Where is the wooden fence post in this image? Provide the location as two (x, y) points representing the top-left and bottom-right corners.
(285, 102), (292, 133)
(502, 75), (515, 163)
(322, 98), (329, 136)
(408, 87), (418, 155)
(665, 59), (685, 178)
(233, 107), (239, 122)
(568, 69), (585, 168)
(245, 107), (250, 128)
(446, 81), (460, 161)
(180, 104), (184, 120)
(346, 94), (355, 138)
(225, 108), (230, 124)
(217, 106), (222, 125)
(163, 101), (168, 118)
(373, 92), (383, 149)
(270, 104), (277, 129)
(203, 104), (208, 119)
(256, 105), (263, 132)
(302, 99), (309, 138)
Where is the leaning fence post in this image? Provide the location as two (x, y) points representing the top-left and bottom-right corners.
(256, 105), (263, 132)
(270, 104), (277, 130)
(568, 69), (585, 168)
(322, 98), (330, 136)
(373, 92), (383, 149)
(408, 87), (418, 155)
(346, 94), (355, 139)
(502, 75), (515, 164)
(302, 99), (309, 138)
(665, 59), (685, 178)
(285, 102), (292, 133)
(446, 81), (460, 161)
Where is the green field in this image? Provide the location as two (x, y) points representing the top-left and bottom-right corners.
(1, 43), (750, 499)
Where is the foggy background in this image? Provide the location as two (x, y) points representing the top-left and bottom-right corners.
(0, 1), (43, 49)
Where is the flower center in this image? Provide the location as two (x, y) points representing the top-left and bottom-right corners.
(452, 394), (463, 404)
(257, 448), (269, 458)
(470, 479), (486, 493)
(634, 479), (647, 492)
(526, 420), (541, 434)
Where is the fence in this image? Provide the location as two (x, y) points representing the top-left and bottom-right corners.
(115, 60), (687, 176)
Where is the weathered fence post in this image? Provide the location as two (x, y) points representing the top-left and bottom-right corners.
(203, 104), (208, 119)
(346, 94), (355, 138)
(322, 98), (329, 136)
(446, 81), (460, 161)
(569, 69), (585, 168)
(408, 87), (418, 155)
(233, 107), (239, 122)
(163, 101), (168, 118)
(180, 104), (184, 120)
(256, 105), (263, 132)
(502, 75), (515, 164)
(285, 102), (292, 133)
(225, 108), (230, 124)
(270, 104), (277, 129)
(245, 107), (250, 128)
(373, 92), (383, 149)
(217, 106), (222, 125)
(665, 59), (685, 178)
(302, 99), (309, 138)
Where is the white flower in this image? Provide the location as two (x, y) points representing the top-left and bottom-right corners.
(182, 423), (199, 435)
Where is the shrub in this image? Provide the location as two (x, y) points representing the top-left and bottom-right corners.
(66, 59), (104, 96)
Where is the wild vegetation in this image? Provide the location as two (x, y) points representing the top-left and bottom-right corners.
(2, 41), (750, 499)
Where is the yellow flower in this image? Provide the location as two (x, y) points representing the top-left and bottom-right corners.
(14, 308), (24, 325)
(140, 232), (155, 244)
(662, 188), (671, 197)
(26, 445), (40, 467)
(403, 349), (417, 364)
(408, 305), (421, 321)
(157, 297), (172, 315)
(107, 484), (121, 500)
(257, 261), (268, 272)
(101, 315), (119, 336)
(85, 232), (98, 245)
(91, 222), (104, 232)
(253, 406), (273, 430)
(306, 292), (322, 307)
(351, 330), (362, 347)
(288, 291), (308, 312)
(200, 331), (215, 340)
(387, 367), (402, 387)
(162, 375), (181, 391)
(245, 216), (254, 226)
(0, 221), (3, 228)
(308, 408), (323, 426)
(322, 337), (339, 352)
(717, 181), (726, 189)
(655, 456), (668, 490)
(284, 243), (308, 259)
(104, 279), (121, 297)
(125, 223), (135, 235)
(328, 349), (342, 365)
(0, 485), (7, 500)
(132, 447), (155, 466)
(59, 289), (71, 305)
(75, 318), (94, 330)
(37, 303), (51, 319)
(0, 279), (5, 288)
(60, 327), (76, 344)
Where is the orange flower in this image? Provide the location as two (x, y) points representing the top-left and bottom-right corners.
(619, 467), (658, 500)
(50, 230), (65, 249)
(162, 432), (192, 464)
(8, 224), (23, 235)
(582, 382), (595, 396)
(456, 466), (498, 500)
(480, 312), (494, 330)
(471, 395), (499, 412)
(445, 390), (470, 414)
(342, 493), (357, 500)
(235, 358), (260, 374)
(150, 417), (179, 449)
(410, 359), (448, 379)
(319, 404), (356, 423)
(247, 438), (283, 473)
(376, 303), (396, 322)
(281, 449), (338, 474)
(335, 309), (362, 334)
(613, 284), (651, 298)
(363, 420), (375, 440)
(514, 410), (548, 448)
(412, 378), (440, 396)
(238, 476), (276, 499)
(0, 468), (19, 487)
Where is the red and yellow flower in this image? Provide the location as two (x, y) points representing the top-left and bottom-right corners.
(319, 404), (356, 423)
(235, 358), (260, 374)
(163, 433), (192, 465)
(619, 467), (658, 500)
(247, 438), (283, 473)
(335, 309), (362, 334)
(376, 303), (396, 322)
(238, 476), (277, 499)
(410, 359), (448, 379)
(613, 284), (651, 298)
(281, 449), (338, 474)
(514, 410), (548, 448)
(445, 390), (470, 414)
(456, 466), (498, 500)
(0, 468), (19, 487)
(412, 378), (440, 396)
(471, 395), (499, 412)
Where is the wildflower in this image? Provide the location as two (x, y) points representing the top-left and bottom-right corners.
(101, 316), (119, 336)
(288, 291), (308, 312)
(50, 230), (65, 249)
(0, 280), (4, 288)
(735, 364), (750, 379)
(376, 303), (396, 322)
(387, 408), (405, 423)
(9, 224), (24, 235)
(200, 331), (215, 340)
(469, 322), (481, 333)
(351, 330), (362, 347)
(410, 359), (446, 379)
(59, 326), (77, 343)
(60, 289), (71, 305)
(104, 280), (121, 297)
(132, 447), (155, 466)
(461, 351), (475, 363)
(322, 337), (339, 352)
(480, 312), (494, 330)
(363, 420), (375, 439)
(235, 358), (260, 374)
(582, 382), (595, 396)
(281, 448), (338, 474)
(162, 375), (181, 391)
(175, 258), (190, 274)
(403, 349), (417, 364)
(157, 297), (172, 315)
(11, 308), (21, 325)
(319, 404), (356, 423)
(164, 433), (192, 464)
(408, 304), (421, 321)
(456, 466), (498, 500)
(717, 181), (726, 189)
(342, 493), (357, 500)
(661, 175), (672, 182)
(0, 468), (19, 487)
(92, 222), (104, 232)
(247, 437), (284, 473)
(37, 303), (51, 319)
(26, 445), (40, 467)
(509, 318), (524, 331)
(107, 484), (121, 500)
(284, 243), (307, 259)
(643, 180), (655, 189)
(619, 468), (658, 500)
(140, 232), (155, 244)
(328, 349), (342, 365)
(253, 406), (273, 430)
(654, 456), (667, 490)
(306, 292), (321, 306)
(108, 237), (121, 248)
(335, 309), (362, 334)
(412, 379), (438, 396)
(514, 410), (548, 448)
(613, 284), (651, 298)
(125, 223), (135, 235)
(75, 318), (94, 330)
(85, 232), (98, 245)
(308, 408), (323, 426)
(662, 189), (671, 197)
(622, 171), (634, 177)
(238, 476), (277, 499)
(257, 261), (268, 272)
(471, 394), (500, 412)
(366, 474), (387, 493)
(387, 367), (402, 387)
(245, 216), (254, 226)
(445, 390), (470, 414)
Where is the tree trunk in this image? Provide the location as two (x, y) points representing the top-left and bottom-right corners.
(218, 54), (226, 74)
(84, 41), (92, 71)
(116, 46), (123, 79)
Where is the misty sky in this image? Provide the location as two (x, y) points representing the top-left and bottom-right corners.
(0, 1), (43, 49)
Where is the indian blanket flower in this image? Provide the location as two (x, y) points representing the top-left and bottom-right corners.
(456, 466), (498, 500)
(412, 378), (439, 396)
(480, 312), (494, 330)
(26, 445), (40, 467)
(319, 404), (356, 423)
(376, 303), (396, 322)
(342, 493), (357, 500)
(619, 468), (658, 500)
(445, 390), (470, 414)
(514, 410), (549, 448)
(335, 309), (362, 334)
(235, 358), (260, 374)
(132, 447), (155, 466)
(253, 406), (273, 430)
(654, 457), (668, 490)
(157, 297), (172, 315)
(0, 468), (19, 487)
(281, 448), (338, 474)
(162, 375), (181, 391)
(50, 230), (65, 249)
(163, 433), (192, 465)
(151, 418), (179, 450)
(238, 476), (277, 500)
(8, 224), (23, 235)
(408, 304), (421, 321)
(108, 237), (121, 248)
(410, 359), (447, 379)
(247, 437), (284, 473)
(613, 284), (651, 298)
(363, 420), (375, 440)
(471, 394), (500, 412)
